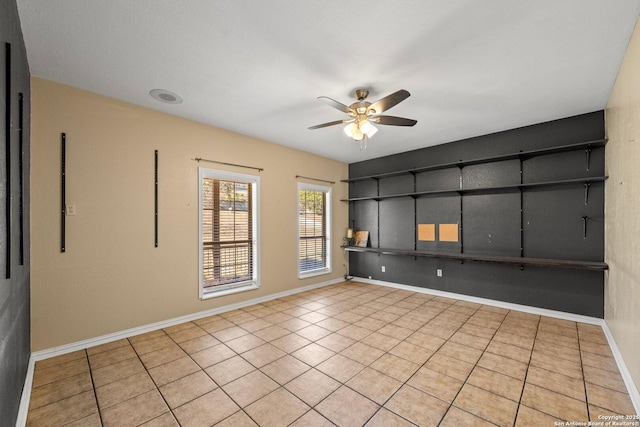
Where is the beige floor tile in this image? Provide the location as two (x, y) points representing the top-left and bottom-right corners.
(476, 352), (528, 380)
(32, 357), (90, 388)
(101, 389), (169, 427)
(535, 330), (580, 350)
(526, 365), (585, 401)
(340, 342), (385, 365)
(238, 318), (273, 333)
(407, 366), (464, 403)
(485, 340), (532, 364)
(492, 330), (535, 349)
(316, 332), (356, 352)
(245, 388), (310, 427)
(581, 340), (615, 357)
(225, 333), (266, 353)
(242, 343), (286, 368)
(583, 364), (628, 393)
(581, 350), (619, 372)
(86, 339), (130, 356)
(131, 335), (174, 355)
(299, 311), (329, 324)
(253, 325), (290, 342)
(173, 389), (239, 427)
(199, 318), (234, 334)
(292, 343), (336, 366)
(418, 323), (458, 340)
(278, 317), (312, 332)
(578, 328), (608, 345)
(317, 386), (379, 427)
(95, 371), (156, 409)
(159, 370), (217, 409)
(271, 333), (312, 353)
(263, 312), (295, 324)
(424, 353), (474, 382)
(213, 410), (258, 426)
(371, 353), (420, 382)
(453, 384), (518, 427)
(529, 349), (583, 380)
(192, 314), (223, 327)
(212, 325), (250, 342)
(190, 343), (235, 369)
(28, 372), (93, 411)
(139, 344), (187, 369)
(436, 341), (483, 364)
(164, 322), (198, 335)
(128, 329), (167, 345)
(34, 350), (87, 371)
(26, 390), (98, 427)
(347, 367), (403, 405)
(361, 331), (402, 351)
(222, 369), (279, 407)
(458, 322), (497, 339)
(439, 407), (498, 427)
(584, 382), (635, 415)
(205, 355), (255, 386)
(64, 412), (102, 427)
(521, 383), (587, 421)
(178, 334), (220, 354)
(338, 324), (374, 341)
(449, 331), (491, 351)
(366, 408), (415, 426)
(316, 354), (366, 383)
(354, 316), (387, 331)
(166, 326), (207, 343)
(284, 369), (341, 406)
(588, 404), (635, 421)
(333, 310), (365, 323)
(140, 413), (180, 426)
(389, 341), (433, 365)
(260, 354), (310, 384)
(148, 356), (201, 387)
(515, 405), (562, 427)
(92, 357), (146, 387)
(289, 410), (336, 427)
(385, 384), (449, 427)
(467, 366), (524, 402)
(369, 310), (401, 324)
(377, 324), (414, 340)
(532, 338), (581, 362)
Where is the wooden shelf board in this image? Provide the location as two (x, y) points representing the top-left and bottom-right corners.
(342, 246), (608, 271)
(342, 139), (607, 183)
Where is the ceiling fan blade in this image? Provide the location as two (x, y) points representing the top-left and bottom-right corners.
(317, 96), (354, 114)
(373, 115), (417, 127)
(308, 119), (352, 130)
(368, 89), (411, 114)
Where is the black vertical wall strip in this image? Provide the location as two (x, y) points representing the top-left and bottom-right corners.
(154, 150), (158, 247)
(5, 43), (11, 279)
(61, 133), (66, 253)
(18, 92), (23, 265)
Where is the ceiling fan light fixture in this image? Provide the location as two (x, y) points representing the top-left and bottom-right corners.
(359, 119), (373, 135)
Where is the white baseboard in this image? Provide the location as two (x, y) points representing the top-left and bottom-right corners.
(355, 276), (640, 413)
(15, 277), (343, 426)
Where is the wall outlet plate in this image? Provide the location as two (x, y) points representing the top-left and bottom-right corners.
(66, 204), (77, 216)
(437, 269), (442, 277)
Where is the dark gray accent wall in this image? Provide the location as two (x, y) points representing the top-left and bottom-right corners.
(1, 0), (31, 425)
(348, 112), (605, 317)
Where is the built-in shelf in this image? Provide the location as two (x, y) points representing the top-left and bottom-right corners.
(341, 176), (608, 202)
(342, 138), (607, 183)
(342, 246), (608, 271)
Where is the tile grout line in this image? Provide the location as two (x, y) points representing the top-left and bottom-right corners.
(85, 349), (106, 426)
(510, 313), (542, 427)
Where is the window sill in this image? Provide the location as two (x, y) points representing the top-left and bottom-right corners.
(200, 282), (259, 300)
(298, 268), (331, 280)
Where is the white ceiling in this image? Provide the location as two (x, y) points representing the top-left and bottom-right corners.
(17, 0), (640, 163)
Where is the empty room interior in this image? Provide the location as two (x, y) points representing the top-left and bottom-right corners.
(3, 1), (640, 426)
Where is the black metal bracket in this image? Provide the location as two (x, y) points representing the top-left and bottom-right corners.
(584, 182), (590, 205)
(582, 216), (588, 239)
(5, 43), (11, 277)
(18, 93), (24, 265)
(154, 150), (158, 248)
(61, 133), (66, 252)
(585, 147), (592, 171)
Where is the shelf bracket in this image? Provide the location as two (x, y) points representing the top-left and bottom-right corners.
(582, 216), (588, 239)
(584, 182), (590, 205)
(585, 147), (591, 171)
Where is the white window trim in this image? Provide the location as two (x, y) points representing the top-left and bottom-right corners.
(297, 182), (332, 279)
(198, 167), (260, 300)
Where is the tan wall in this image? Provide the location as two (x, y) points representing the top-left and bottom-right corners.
(30, 78), (349, 351)
(605, 18), (640, 390)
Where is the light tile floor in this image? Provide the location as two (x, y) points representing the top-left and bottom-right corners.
(26, 281), (637, 426)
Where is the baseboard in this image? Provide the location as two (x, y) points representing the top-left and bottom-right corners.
(355, 276), (640, 413)
(15, 277), (343, 426)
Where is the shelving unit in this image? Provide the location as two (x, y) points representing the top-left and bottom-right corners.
(344, 138), (608, 271)
(342, 246), (608, 271)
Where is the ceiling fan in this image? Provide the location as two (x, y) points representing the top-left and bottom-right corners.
(309, 88), (417, 149)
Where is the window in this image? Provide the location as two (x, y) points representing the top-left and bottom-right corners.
(298, 183), (331, 278)
(199, 168), (259, 299)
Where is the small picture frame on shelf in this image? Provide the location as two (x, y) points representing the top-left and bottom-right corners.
(354, 231), (369, 247)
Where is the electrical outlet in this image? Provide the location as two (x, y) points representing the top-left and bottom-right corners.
(381, 266), (385, 272)
(437, 269), (443, 277)
(368, 276), (372, 279)
(66, 204), (77, 216)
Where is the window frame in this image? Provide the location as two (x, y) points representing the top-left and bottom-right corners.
(297, 182), (332, 279)
(198, 167), (260, 299)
